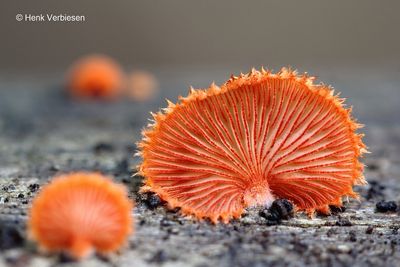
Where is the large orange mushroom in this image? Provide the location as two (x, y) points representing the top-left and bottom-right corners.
(28, 172), (133, 259)
(138, 68), (366, 223)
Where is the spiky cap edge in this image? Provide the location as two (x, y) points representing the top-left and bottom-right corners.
(136, 67), (367, 222)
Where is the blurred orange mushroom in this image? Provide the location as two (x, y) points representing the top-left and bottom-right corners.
(28, 172), (133, 259)
(67, 54), (124, 100)
(127, 70), (159, 101)
(138, 68), (366, 223)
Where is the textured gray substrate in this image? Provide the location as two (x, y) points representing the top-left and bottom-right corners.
(0, 69), (399, 267)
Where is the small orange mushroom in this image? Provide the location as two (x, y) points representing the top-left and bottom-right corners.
(138, 68), (366, 223)
(67, 54), (124, 100)
(126, 70), (159, 101)
(28, 172), (133, 259)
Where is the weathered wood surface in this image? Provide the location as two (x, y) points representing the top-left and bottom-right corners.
(0, 69), (399, 267)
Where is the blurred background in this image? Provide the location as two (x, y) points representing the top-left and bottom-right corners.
(2, 0), (400, 70)
(0, 0), (400, 153)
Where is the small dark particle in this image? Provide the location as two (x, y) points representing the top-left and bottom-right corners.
(270, 199), (294, 220)
(365, 180), (385, 200)
(348, 231), (357, 242)
(367, 163), (379, 171)
(115, 158), (130, 176)
(28, 183), (40, 192)
(167, 228), (179, 235)
(167, 207), (181, 214)
(0, 223), (24, 250)
(2, 185), (16, 192)
(49, 165), (60, 172)
(335, 216), (352, 226)
(125, 144), (137, 154)
(327, 228), (338, 237)
(259, 199), (294, 225)
(58, 252), (75, 263)
(93, 142), (114, 153)
(160, 219), (174, 227)
(149, 250), (167, 263)
(147, 194), (161, 209)
(96, 252), (111, 262)
(259, 210), (280, 225)
(376, 200), (398, 213)
(329, 205), (346, 214)
(391, 226), (399, 235)
(17, 193), (24, 199)
(366, 226), (374, 234)
(142, 192), (162, 209)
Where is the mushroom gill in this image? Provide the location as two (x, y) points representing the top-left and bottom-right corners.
(138, 68), (366, 223)
(28, 172), (133, 259)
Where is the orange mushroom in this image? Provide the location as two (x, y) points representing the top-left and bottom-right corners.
(28, 172), (133, 259)
(67, 55), (124, 100)
(138, 68), (366, 223)
(127, 70), (159, 101)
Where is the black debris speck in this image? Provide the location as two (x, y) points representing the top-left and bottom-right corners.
(259, 199), (294, 225)
(259, 209), (279, 225)
(160, 218), (174, 227)
(58, 252), (75, 263)
(147, 194), (162, 209)
(270, 199), (294, 220)
(93, 142), (115, 153)
(49, 164), (60, 172)
(376, 200), (397, 213)
(2, 184), (16, 192)
(115, 158), (130, 176)
(391, 226), (399, 235)
(149, 250), (167, 263)
(335, 216), (352, 227)
(366, 226), (374, 234)
(141, 192), (163, 210)
(96, 252), (111, 262)
(17, 193), (24, 199)
(329, 205), (346, 214)
(366, 181), (385, 200)
(367, 163), (379, 171)
(327, 228), (338, 237)
(28, 183), (40, 192)
(348, 231), (357, 242)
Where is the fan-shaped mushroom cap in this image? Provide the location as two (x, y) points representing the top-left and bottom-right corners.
(28, 172), (133, 259)
(67, 54), (124, 100)
(138, 68), (366, 223)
